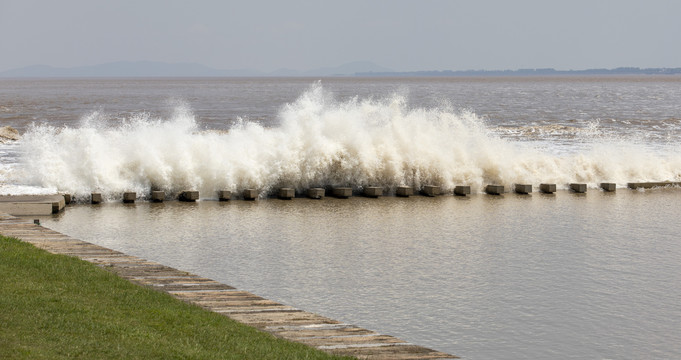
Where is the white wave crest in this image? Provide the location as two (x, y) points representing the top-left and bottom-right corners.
(13, 83), (681, 200)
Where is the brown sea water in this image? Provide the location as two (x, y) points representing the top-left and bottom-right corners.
(39, 189), (681, 359)
(3, 77), (681, 197)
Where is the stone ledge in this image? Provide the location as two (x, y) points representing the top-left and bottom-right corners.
(0, 195), (65, 215)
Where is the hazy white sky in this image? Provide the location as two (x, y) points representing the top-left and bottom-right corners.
(1, 0), (679, 72)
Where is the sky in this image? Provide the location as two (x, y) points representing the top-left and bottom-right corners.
(1, 0), (680, 73)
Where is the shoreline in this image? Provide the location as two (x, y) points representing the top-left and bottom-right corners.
(0, 212), (457, 359)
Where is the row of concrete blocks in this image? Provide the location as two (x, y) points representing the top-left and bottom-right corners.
(88, 188), (338, 203)
(483, 182), (681, 194)
(418, 183), (604, 196)
(88, 191), (200, 204)
(83, 182), (623, 204)
(481, 183), (612, 195)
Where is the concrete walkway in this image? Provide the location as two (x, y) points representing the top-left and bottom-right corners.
(0, 213), (457, 359)
(0, 195), (65, 215)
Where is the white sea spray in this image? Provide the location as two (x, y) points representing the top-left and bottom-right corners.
(12, 83), (681, 200)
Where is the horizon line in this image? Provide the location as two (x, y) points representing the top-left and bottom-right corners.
(1, 61), (680, 78)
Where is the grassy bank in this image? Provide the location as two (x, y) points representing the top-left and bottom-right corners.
(0, 235), (351, 359)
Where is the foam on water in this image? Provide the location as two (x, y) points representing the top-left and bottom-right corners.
(7, 83), (681, 200)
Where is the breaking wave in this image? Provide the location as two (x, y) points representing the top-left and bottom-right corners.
(9, 83), (681, 200)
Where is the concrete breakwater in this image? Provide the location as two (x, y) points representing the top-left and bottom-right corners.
(80, 181), (681, 204)
(0, 214), (457, 359)
(2, 182), (679, 215)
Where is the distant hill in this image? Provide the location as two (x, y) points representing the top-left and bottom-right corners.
(0, 61), (393, 78)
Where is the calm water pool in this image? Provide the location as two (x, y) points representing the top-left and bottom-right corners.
(40, 189), (681, 359)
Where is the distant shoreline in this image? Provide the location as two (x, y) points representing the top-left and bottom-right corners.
(355, 67), (681, 77)
(1, 61), (679, 78)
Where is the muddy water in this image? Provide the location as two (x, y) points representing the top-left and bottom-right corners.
(40, 189), (681, 359)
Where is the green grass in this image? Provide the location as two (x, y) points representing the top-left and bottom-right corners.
(0, 236), (352, 359)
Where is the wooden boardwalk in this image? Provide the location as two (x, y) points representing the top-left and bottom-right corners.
(0, 213), (457, 359)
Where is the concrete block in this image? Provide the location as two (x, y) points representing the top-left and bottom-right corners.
(570, 183), (587, 193)
(278, 188), (295, 200)
(333, 187), (352, 198)
(600, 183), (616, 192)
(91, 193), (102, 204)
(363, 186), (383, 198)
(243, 189), (258, 200)
(485, 185), (504, 195)
(540, 183), (556, 193)
(454, 185), (471, 196)
(63, 194), (72, 205)
(179, 190), (199, 202)
(123, 192), (136, 203)
(151, 191), (165, 202)
(395, 186), (413, 197)
(218, 190), (232, 201)
(307, 188), (325, 199)
(514, 184), (532, 194)
(421, 185), (440, 197)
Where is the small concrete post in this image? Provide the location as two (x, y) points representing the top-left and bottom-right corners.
(600, 183), (616, 192)
(332, 187), (352, 199)
(278, 188), (295, 200)
(151, 191), (165, 202)
(540, 183), (556, 193)
(454, 185), (471, 196)
(91, 193), (102, 204)
(179, 190), (199, 202)
(514, 184), (532, 194)
(485, 185), (504, 195)
(243, 189), (258, 200)
(63, 194), (72, 205)
(307, 188), (325, 199)
(396, 186), (413, 197)
(421, 185), (440, 197)
(123, 192), (136, 203)
(363, 186), (383, 198)
(218, 190), (231, 201)
(569, 183), (587, 193)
